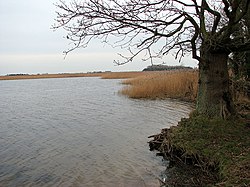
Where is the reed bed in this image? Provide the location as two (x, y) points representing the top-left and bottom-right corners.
(120, 70), (199, 101)
(0, 71), (145, 81)
(0, 73), (105, 80)
(100, 71), (146, 79)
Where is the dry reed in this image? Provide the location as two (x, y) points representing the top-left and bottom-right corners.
(120, 70), (198, 101)
(0, 71), (145, 81)
(0, 73), (105, 80)
(100, 71), (146, 79)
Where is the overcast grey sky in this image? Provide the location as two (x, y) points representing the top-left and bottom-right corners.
(0, 0), (198, 75)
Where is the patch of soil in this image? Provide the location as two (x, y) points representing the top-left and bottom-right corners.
(159, 160), (218, 187)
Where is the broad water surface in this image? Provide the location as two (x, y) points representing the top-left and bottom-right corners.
(0, 77), (193, 187)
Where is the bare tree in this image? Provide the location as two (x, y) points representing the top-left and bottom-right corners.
(53, 0), (250, 118)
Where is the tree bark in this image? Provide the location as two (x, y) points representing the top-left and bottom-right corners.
(197, 47), (236, 118)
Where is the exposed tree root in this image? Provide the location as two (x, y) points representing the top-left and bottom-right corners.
(148, 125), (219, 186)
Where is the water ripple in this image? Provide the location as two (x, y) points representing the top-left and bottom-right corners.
(0, 77), (193, 186)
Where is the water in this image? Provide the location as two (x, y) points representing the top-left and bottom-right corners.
(0, 77), (193, 186)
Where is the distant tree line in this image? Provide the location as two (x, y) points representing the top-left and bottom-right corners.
(142, 65), (193, 71)
(7, 74), (29, 76)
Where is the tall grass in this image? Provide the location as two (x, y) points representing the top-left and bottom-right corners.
(100, 71), (146, 79)
(120, 70), (198, 101)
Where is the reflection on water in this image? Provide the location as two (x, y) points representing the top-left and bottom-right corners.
(0, 77), (193, 186)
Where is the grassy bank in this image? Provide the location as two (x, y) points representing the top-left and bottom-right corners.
(120, 70), (198, 101)
(149, 115), (250, 186)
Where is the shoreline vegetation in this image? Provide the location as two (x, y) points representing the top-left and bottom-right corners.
(1, 70), (249, 186)
(0, 70), (198, 102)
(0, 71), (147, 81)
(120, 70), (198, 102)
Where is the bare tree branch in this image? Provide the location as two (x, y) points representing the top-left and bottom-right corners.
(53, 0), (249, 65)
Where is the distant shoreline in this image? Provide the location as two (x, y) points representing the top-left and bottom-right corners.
(0, 73), (105, 81)
(0, 71), (145, 81)
(0, 70), (196, 81)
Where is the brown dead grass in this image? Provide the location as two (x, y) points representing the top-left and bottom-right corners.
(0, 73), (106, 80)
(100, 71), (147, 79)
(120, 70), (198, 101)
(0, 71), (146, 81)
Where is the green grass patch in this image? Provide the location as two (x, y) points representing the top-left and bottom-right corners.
(170, 116), (250, 186)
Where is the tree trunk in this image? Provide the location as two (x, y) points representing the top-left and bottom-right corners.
(197, 48), (236, 118)
(246, 52), (250, 80)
